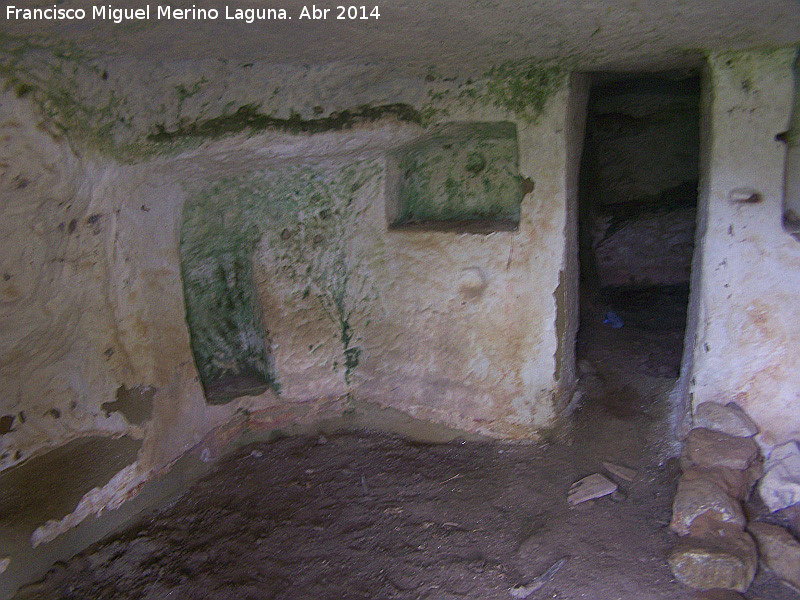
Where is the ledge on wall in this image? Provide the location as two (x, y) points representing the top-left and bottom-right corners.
(388, 218), (519, 234)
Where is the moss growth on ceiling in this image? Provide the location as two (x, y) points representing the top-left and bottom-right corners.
(0, 35), (124, 152)
(3, 33), (568, 164)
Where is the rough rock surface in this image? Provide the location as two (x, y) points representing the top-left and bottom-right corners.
(668, 519), (758, 592)
(11, 431), (694, 600)
(694, 403), (759, 438)
(567, 473), (618, 506)
(592, 207), (697, 288)
(681, 466), (756, 502)
(670, 476), (746, 536)
(748, 522), (800, 591)
(681, 428), (761, 472)
(759, 441), (800, 513)
(686, 49), (800, 465)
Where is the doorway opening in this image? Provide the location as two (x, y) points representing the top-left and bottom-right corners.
(574, 71), (701, 441)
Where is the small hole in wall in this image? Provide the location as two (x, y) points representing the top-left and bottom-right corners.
(0, 415), (14, 434)
(728, 187), (762, 204)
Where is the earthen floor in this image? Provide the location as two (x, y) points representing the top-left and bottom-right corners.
(13, 287), (799, 600)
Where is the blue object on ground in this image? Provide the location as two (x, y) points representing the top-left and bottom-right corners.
(603, 311), (624, 328)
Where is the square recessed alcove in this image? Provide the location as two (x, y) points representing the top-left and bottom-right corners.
(387, 122), (524, 234)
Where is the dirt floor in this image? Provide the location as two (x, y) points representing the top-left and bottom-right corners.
(13, 286), (800, 600)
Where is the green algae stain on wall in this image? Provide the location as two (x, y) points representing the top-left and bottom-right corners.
(0, 36), (126, 151)
(483, 59), (566, 123)
(259, 162), (382, 384)
(420, 58), (567, 126)
(181, 160), (381, 401)
(180, 181), (275, 404)
(149, 103), (421, 143)
(0, 34), (422, 162)
(392, 122), (522, 229)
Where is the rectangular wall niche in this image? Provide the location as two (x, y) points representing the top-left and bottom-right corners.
(387, 122), (523, 233)
(180, 186), (276, 405)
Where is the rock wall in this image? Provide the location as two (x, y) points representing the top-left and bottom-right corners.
(3, 34), (799, 600)
(0, 45), (583, 594)
(591, 207), (697, 287)
(683, 49), (800, 451)
(580, 75), (700, 289)
(0, 95), (137, 469)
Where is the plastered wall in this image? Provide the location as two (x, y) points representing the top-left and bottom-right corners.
(4, 36), (800, 600)
(0, 50), (584, 591)
(685, 49), (800, 451)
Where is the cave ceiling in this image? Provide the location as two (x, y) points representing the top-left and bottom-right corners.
(3, 0), (799, 74)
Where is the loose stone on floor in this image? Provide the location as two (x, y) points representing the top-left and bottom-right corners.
(693, 403), (759, 438)
(748, 522), (800, 592)
(667, 401), (800, 597)
(602, 461), (637, 482)
(668, 518), (758, 593)
(670, 476), (747, 535)
(567, 473), (618, 506)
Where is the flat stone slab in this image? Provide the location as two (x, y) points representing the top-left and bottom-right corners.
(567, 473), (618, 506)
(668, 520), (757, 592)
(694, 402), (759, 437)
(671, 475), (746, 536)
(748, 522), (800, 591)
(681, 428), (760, 472)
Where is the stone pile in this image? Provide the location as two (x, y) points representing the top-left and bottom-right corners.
(668, 402), (762, 592)
(668, 401), (800, 593)
(748, 522), (800, 591)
